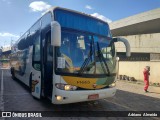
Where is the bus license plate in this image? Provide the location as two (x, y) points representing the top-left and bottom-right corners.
(88, 94), (99, 100)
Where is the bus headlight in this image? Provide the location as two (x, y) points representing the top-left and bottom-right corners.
(109, 83), (116, 87)
(55, 83), (77, 91)
(64, 85), (71, 91)
(56, 96), (63, 101)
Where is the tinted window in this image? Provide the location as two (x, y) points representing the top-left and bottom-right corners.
(33, 34), (41, 71)
(54, 9), (111, 37)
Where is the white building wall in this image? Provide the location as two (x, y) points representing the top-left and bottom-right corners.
(115, 33), (160, 53)
(115, 33), (160, 83)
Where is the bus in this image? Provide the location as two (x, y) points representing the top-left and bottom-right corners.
(10, 7), (131, 104)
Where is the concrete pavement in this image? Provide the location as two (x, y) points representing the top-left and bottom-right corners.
(0, 69), (160, 120)
(116, 80), (160, 99)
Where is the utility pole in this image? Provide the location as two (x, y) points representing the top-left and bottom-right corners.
(3, 40), (6, 47)
(11, 37), (13, 53)
(11, 37), (16, 53)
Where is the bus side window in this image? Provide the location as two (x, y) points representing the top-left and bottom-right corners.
(33, 35), (41, 71)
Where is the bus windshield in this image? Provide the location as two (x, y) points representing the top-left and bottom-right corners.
(55, 30), (116, 77)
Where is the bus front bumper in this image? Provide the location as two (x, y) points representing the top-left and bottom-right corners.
(52, 87), (116, 104)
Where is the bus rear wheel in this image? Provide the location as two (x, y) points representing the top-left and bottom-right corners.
(11, 67), (15, 80)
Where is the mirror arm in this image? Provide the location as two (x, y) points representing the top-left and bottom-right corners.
(113, 37), (131, 57)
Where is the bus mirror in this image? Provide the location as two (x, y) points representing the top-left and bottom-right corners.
(51, 21), (61, 47)
(113, 37), (131, 57)
(49, 45), (53, 56)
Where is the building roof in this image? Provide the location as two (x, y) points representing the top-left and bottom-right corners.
(109, 8), (160, 36)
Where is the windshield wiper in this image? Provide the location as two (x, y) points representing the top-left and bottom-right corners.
(78, 40), (110, 76)
(78, 40), (94, 74)
(97, 42), (110, 76)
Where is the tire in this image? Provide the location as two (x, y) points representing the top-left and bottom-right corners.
(11, 67), (15, 80)
(29, 73), (32, 93)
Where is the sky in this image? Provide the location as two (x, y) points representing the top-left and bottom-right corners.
(0, 0), (160, 47)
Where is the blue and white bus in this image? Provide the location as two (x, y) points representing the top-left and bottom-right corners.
(10, 7), (130, 104)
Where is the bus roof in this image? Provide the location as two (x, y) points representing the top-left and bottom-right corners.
(14, 7), (109, 49)
(50, 7), (108, 24)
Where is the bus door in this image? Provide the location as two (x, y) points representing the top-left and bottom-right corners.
(31, 34), (42, 99)
(43, 31), (53, 97)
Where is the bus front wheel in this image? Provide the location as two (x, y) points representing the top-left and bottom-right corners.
(29, 73), (32, 93)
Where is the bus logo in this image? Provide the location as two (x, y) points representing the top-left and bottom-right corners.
(93, 84), (97, 88)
